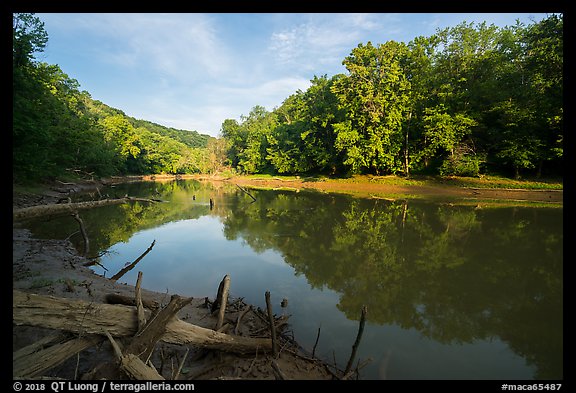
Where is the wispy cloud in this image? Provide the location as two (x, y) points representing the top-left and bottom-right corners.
(46, 13), (231, 82)
(267, 13), (409, 73)
(37, 13), (549, 136)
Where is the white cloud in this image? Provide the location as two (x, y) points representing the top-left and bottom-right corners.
(44, 13), (231, 82)
(267, 13), (410, 74)
(37, 13), (550, 138)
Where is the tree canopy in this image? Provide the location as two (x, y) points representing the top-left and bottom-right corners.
(13, 13), (213, 183)
(13, 13), (562, 182)
(220, 15), (562, 179)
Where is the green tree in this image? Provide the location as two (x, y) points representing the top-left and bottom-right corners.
(332, 41), (411, 175)
(13, 13), (48, 67)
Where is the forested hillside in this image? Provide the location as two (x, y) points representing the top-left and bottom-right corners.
(13, 13), (562, 184)
(221, 15), (563, 179)
(13, 13), (212, 184)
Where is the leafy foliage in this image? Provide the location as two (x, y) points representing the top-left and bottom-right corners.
(12, 13), (214, 183)
(13, 13), (563, 182)
(220, 15), (562, 179)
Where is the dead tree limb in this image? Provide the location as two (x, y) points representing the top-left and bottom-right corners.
(104, 330), (164, 380)
(265, 291), (278, 357)
(215, 275), (231, 331)
(344, 305), (367, 376)
(173, 347), (189, 380)
(13, 333), (103, 379)
(235, 305), (252, 335)
(126, 294), (193, 362)
(71, 212), (89, 257)
(13, 197), (157, 221)
(271, 360), (288, 380)
(13, 290), (272, 354)
(105, 293), (159, 310)
(341, 357), (372, 380)
(236, 184), (257, 203)
(135, 271), (147, 331)
(312, 324), (321, 358)
(110, 240), (156, 282)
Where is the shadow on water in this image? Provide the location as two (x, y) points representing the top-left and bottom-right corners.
(22, 179), (563, 380)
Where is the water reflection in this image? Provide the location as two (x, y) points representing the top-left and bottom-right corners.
(220, 189), (562, 379)
(20, 180), (563, 379)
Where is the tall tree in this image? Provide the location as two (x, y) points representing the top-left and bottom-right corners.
(13, 13), (48, 67)
(331, 41), (411, 175)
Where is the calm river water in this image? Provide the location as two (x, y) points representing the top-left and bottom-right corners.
(23, 179), (563, 380)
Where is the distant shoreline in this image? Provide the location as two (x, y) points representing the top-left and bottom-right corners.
(13, 173), (563, 210)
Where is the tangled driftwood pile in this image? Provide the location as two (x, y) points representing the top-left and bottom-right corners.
(13, 271), (337, 380)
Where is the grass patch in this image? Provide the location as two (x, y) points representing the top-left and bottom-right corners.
(433, 175), (563, 190)
(241, 173), (563, 190)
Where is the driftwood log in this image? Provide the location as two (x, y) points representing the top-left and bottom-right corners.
(13, 197), (157, 221)
(13, 333), (103, 378)
(13, 290), (272, 354)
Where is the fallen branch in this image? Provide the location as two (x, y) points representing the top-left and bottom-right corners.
(271, 360), (288, 380)
(104, 330), (164, 380)
(134, 271), (147, 332)
(215, 275), (231, 331)
(312, 325), (321, 358)
(344, 305), (367, 375)
(71, 212), (89, 257)
(126, 294), (193, 362)
(110, 240), (156, 282)
(14, 290), (272, 354)
(265, 291), (278, 357)
(341, 357), (372, 380)
(13, 197), (157, 221)
(235, 184), (257, 203)
(105, 293), (159, 310)
(235, 305), (252, 335)
(173, 347), (189, 380)
(13, 333), (103, 378)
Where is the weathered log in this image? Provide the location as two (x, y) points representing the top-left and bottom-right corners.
(126, 294), (193, 361)
(13, 333), (103, 378)
(134, 271), (147, 331)
(13, 290), (271, 354)
(121, 354), (165, 380)
(104, 330), (164, 380)
(110, 240), (156, 282)
(105, 293), (159, 310)
(215, 275), (230, 331)
(13, 197), (157, 221)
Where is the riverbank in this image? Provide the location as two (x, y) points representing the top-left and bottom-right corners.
(13, 173), (563, 208)
(229, 174), (563, 205)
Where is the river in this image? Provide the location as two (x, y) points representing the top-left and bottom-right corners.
(23, 179), (563, 380)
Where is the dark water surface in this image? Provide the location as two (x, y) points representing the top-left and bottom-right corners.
(23, 179), (563, 380)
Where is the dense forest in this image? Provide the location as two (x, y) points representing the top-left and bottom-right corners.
(13, 13), (213, 183)
(222, 14), (563, 179)
(13, 13), (562, 183)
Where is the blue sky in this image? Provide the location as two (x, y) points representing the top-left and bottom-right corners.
(35, 13), (551, 137)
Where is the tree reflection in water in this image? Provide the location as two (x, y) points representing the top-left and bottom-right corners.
(23, 180), (563, 379)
